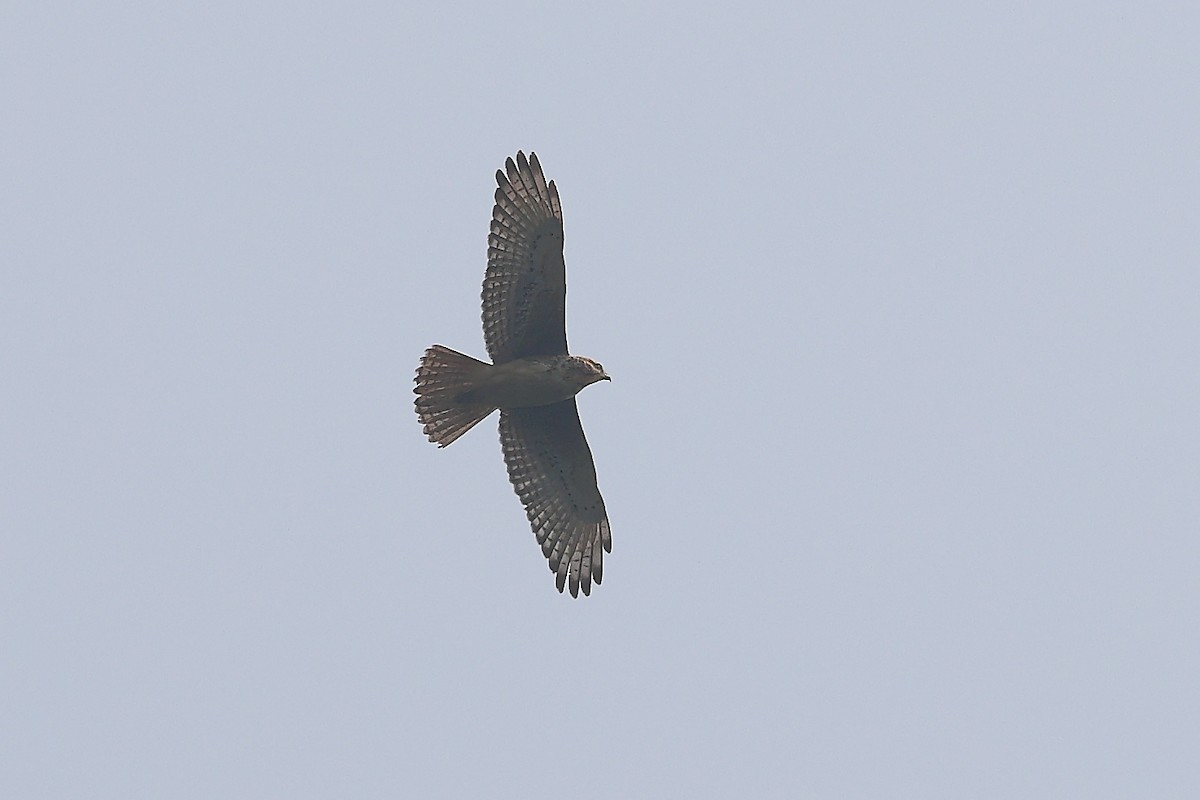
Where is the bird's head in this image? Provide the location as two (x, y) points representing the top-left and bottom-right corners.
(569, 356), (611, 388)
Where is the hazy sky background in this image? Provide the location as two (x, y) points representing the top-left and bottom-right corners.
(3, 2), (1198, 797)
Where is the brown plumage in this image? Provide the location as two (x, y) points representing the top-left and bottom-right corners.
(414, 152), (612, 597)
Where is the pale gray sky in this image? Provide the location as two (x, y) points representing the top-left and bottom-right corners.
(3, 2), (1198, 797)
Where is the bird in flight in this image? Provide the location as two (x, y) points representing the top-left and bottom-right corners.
(414, 151), (612, 597)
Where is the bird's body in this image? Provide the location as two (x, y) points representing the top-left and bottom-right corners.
(414, 152), (612, 597)
(461, 355), (609, 409)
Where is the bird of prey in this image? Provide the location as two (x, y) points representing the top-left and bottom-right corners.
(414, 151), (612, 597)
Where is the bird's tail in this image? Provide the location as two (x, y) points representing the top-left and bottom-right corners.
(414, 345), (496, 447)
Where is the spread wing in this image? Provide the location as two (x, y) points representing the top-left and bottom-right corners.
(499, 401), (611, 597)
(483, 151), (568, 363)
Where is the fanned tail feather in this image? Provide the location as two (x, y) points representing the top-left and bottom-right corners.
(414, 345), (496, 447)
